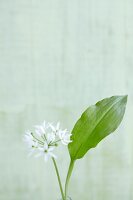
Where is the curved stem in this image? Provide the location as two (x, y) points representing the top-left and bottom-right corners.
(52, 158), (65, 200)
(65, 160), (75, 199)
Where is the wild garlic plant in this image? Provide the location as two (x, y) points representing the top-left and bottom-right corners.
(24, 95), (127, 200)
(24, 121), (72, 199)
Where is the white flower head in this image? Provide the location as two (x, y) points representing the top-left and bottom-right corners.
(58, 129), (72, 145)
(24, 120), (72, 162)
(49, 122), (60, 135)
(34, 121), (49, 137)
(36, 143), (56, 162)
(47, 132), (56, 144)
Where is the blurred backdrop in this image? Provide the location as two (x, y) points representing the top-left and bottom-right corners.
(0, 0), (132, 200)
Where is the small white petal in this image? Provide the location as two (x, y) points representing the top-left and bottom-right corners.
(47, 132), (55, 143)
(48, 146), (55, 152)
(56, 122), (60, 130)
(28, 149), (35, 157)
(43, 120), (46, 127)
(35, 125), (45, 136)
(49, 123), (56, 132)
(43, 143), (48, 150)
(38, 147), (44, 152)
(35, 129), (41, 137)
(44, 154), (48, 162)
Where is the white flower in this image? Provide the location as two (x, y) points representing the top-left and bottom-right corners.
(24, 130), (39, 156)
(24, 120), (72, 161)
(36, 143), (56, 162)
(28, 142), (38, 156)
(49, 122), (60, 134)
(58, 129), (72, 145)
(24, 130), (34, 148)
(47, 132), (56, 143)
(35, 121), (49, 137)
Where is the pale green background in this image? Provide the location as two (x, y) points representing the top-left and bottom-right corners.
(0, 0), (132, 200)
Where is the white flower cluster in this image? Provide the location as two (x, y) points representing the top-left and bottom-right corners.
(24, 121), (72, 162)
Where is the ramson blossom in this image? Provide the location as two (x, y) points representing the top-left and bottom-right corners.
(35, 143), (57, 162)
(24, 121), (72, 162)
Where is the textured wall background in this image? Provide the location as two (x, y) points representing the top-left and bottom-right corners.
(0, 0), (132, 200)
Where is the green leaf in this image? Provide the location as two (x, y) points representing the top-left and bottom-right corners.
(68, 95), (127, 160)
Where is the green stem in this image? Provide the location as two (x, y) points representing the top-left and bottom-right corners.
(52, 158), (65, 200)
(65, 160), (75, 199)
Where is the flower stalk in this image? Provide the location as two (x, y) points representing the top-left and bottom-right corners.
(52, 158), (75, 200)
(52, 158), (65, 200)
